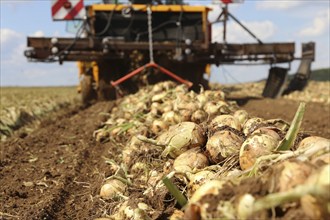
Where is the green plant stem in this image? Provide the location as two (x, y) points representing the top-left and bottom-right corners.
(276, 102), (305, 151)
(162, 176), (187, 208)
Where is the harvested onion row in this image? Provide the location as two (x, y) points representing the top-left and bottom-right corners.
(93, 81), (329, 220)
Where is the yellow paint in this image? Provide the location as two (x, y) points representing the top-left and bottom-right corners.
(205, 64), (211, 77)
(92, 61), (99, 85)
(90, 4), (211, 13)
(77, 61), (99, 91)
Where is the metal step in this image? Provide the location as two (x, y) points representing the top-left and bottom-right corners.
(262, 67), (288, 98)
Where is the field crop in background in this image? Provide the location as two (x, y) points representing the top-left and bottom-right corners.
(0, 86), (79, 141)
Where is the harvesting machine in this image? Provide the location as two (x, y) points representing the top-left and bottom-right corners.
(25, 0), (315, 103)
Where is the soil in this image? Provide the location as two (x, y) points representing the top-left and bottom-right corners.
(1, 95), (329, 219)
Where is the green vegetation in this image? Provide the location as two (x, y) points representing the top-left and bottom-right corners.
(310, 68), (330, 81)
(0, 86), (79, 141)
(288, 68), (330, 81)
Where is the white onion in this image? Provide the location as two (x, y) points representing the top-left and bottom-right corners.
(243, 117), (264, 136)
(209, 114), (241, 132)
(173, 147), (209, 173)
(239, 133), (279, 170)
(233, 109), (249, 125)
(100, 179), (126, 199)
(158, 122), (206, 158)
(206, 130), (243, 164)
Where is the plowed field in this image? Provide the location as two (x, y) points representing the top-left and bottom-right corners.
(1, 83), (329, 219)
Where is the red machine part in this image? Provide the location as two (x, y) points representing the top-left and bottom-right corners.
(219, 0), (244, 4)
(51, 0), (85, 20)
(110, 62), (193, 88)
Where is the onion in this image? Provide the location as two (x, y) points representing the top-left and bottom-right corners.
(122, 136), (144, 164)
(204, 90), (226, 101)
(187, 170), (215, 197)
(158, 122), (206, 158)
(169, 210), (185, 220)
(174, 84), (189, 94)
(191, 109), (208, 124)
(251, 127), (281, 141)
(237, 194), (255, 220)
(185, 180), (227, 220)
(131, 162), (148, 174)
(209, 114), (241, 132)
(162, 111), (181, 124)
(305, 164), (330, 199)
(178, 109), (192, 122)
(196, 93), (208, 108)
(242, 117), (264, 136)
(173, 148), (209, 173)
(162, 101), (173, 113)
(94, 129), (109, 142)
(203, 101), (219, 116)
(174, 101), (199, 113)
(152, 91), (168, 102)
(301, 194), (327, 219)
(151, 81), (176, 93)
(311, 153), (330, 165)
(151, 119), (168, 134)
(150, 102), (162, 116)
(266, 119), (290, 132)
(203, 101), (230, 117)
(233, 109), (249, 125)
(275, 160), (314, 192)
(206, 130), (244, 164)
(190, 180), (225, 203)
(239, 133), (279, 170)
(100, 179), (126, 199)
(298, 136), (330, 150)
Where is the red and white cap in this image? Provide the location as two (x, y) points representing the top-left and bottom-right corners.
(52, 0), (86, 21)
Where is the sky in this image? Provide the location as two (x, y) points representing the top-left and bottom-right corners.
(1, 0), (329, 86)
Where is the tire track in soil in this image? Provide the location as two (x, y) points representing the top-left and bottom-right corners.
(1, 101), (115, 219)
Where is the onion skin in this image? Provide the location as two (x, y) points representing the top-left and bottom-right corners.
(162, 111), (181, 124)
(169, 210), (185, 220)
(243, 117), (264, 136)
(191, 110), (208, 124)
(298, 136), (330, 150)
(206, 130), (244, 164)
(190, 180), (225, 203)
(209, 114), (241, 132)
(100, 179), (126, 199)
(275, 160), (314, 192)
(239, 133), (279, 170)
(151, 120), (168, 134)
(311, 152), (330, 165)
(158, 122), (206, 158)
(252, 127), (281, 141)
(186, 180), (228, 220)
(234, 110), (249, 125)
(173, 148), (209, 173)
(300, 194), (326, 219)
(187, 170), (215, 197)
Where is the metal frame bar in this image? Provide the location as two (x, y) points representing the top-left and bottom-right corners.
(110, 62), (193, 87)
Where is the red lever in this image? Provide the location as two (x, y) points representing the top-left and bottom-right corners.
(111, 62), (193, 88)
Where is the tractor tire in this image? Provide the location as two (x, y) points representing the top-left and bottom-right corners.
(81, 75), (96, 105)
(98, 79), (116, 101)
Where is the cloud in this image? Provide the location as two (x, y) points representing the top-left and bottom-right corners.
(0, 29), (78, 86)
(0, 28), (23, 45)
(256, 1), (302, 10)
(32, 30), (45, 37)
(298, 10), (330, 37)
(212, 20), (276, 43)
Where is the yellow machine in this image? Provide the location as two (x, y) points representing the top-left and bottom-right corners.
(25, 0), (314, 103)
